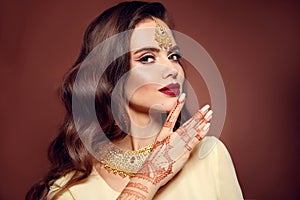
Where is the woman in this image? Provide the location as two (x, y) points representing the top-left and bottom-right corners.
(26, 1), (243, 199)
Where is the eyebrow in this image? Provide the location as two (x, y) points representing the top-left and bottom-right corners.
(133, 47), (159, 55)
(133, 45), (181, 55)
(169, 45), (181, 53)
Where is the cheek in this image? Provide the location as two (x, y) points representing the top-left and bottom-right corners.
(131, 84), (157, 97)
(127, 84), (159, 104)
(125, 67), (162, 97)
(127, 84), (158, 112)
(177, 65), (185, 80)
(129, 84), (177, 112)
(125, 64), (184, 112)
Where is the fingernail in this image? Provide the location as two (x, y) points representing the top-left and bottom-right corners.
(203, 123), (210, 131)
(200, 104), (210, 112)
(178, 93), (186, 103)
(204, 110), (213, 120)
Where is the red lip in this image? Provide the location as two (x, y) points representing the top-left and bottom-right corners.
(158, 83), (180, 97)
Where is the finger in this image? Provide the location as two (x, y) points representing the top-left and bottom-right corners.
(195, 122), (211, 140)
(171, 107), (210, 150)
(178, 105), (210, 134)
(187, 122), (211, 151)
(166, 120), (207, 160)
(176, 105), (211, 138)
(192, 104), (210, 121)
(180, 110), (212, 152)
(203, 110), (213, 122)
(193, 120), (206, 133)
(179, 117), (195, 131)
(158, 105), (210, 158)
(177, 121), (204, 151)
(193, 108), (212, 136)
(160, 93), (186, 133)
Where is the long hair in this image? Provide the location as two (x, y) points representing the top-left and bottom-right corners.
(25, 1), (175, 200)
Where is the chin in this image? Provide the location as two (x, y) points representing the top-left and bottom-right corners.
(157, 98), (177, 113)
(129, 94), (178, 114)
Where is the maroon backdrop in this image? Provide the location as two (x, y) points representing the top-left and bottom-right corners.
(1, 1), (299, 200)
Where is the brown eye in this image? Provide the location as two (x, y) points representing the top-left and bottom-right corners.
(168, 53), (182, 61)
(138, 55), (155, 64)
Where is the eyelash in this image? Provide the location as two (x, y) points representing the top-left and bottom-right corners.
(137, 53), (182, 64)
(138, 54), (155, 64)
(168, 53), (182, 61)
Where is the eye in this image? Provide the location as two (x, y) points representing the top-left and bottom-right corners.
(137, 54), (155, 64)
(168, 53), (182, 62)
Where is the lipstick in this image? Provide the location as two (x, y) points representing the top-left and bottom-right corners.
(158, 83), (180, 97)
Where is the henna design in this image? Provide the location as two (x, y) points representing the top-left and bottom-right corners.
(202, 118), (208, 124)
(176, 126), (196, 152)
(193, 120), (204, 132)
(118, 188), (146, 200)
(177, 119), (206, 151)
(128, 106), (210, 189)
(193, 110), (204, 121)
(152, 135), (171, 150)
(185, 144), (192, 151)
(176, 127), (191, 143)
(163, 120), (173, 129)
(127, 182), (149, 193)
(135, 136), (175, 185)
(163, 101), (180, 128)
(194, 126), (200, 132)
(195, 134), (203, 141)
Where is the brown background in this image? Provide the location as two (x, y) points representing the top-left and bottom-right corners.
(1, 0), (299, 200)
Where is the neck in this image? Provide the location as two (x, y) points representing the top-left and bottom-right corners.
(96, 108), (163, 179)
(117, 108), (163, 150)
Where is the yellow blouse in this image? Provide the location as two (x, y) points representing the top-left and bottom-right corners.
(47, 136), (243, 199)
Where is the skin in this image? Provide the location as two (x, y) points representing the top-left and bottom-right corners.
(125, 18), (185, 148)
(96, 18), (213, 199)
(127, 18), (184, 116)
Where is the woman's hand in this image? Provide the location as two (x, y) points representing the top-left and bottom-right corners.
(117, 93), (212, 200)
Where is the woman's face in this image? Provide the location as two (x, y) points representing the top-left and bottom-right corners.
(126, 18), (185, 115)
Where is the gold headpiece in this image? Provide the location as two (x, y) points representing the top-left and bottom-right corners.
(154, 20), (172, 51)
(95, 142), (154, 178)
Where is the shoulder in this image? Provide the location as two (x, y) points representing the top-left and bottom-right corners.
(47, 169), (116, 200)
(191, 136), (244, 199)
(188, 136), (240, 181)
(47, 172), (75, 199)
(194, 136), (230, 160)
(191, 136), (239, 175)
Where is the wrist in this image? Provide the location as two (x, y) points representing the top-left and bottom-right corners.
(117, 177), (160, 200)
(130, 176), (160, 191)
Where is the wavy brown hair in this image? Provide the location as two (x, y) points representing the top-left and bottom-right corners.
(25, 1), (178, 200)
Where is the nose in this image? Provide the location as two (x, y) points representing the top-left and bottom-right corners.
(161, 58), (179, 79)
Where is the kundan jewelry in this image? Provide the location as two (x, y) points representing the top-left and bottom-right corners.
(154, 19), (172, 51)
(95, 142), (154, 178)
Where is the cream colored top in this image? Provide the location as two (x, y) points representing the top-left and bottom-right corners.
(47, 136), (243, 200)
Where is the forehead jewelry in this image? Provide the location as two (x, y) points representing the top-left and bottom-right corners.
(154, 20), (173, 51)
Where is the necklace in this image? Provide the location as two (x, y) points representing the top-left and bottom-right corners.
(95, 142), (154, 178)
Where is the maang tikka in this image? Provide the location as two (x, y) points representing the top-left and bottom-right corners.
(154, 19), (173, 51)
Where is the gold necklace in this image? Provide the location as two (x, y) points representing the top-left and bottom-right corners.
(95, 142), (154, 178)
